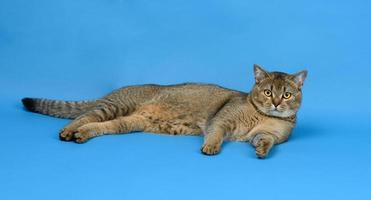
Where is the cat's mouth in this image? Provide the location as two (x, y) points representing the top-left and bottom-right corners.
(264, 105), (288, 117)
(270, 110), (283, 116)
(253, 101), (294, 118)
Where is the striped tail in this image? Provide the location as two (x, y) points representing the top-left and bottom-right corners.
(22, 97), (97, 119)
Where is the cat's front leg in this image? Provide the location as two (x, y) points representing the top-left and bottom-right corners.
(201, 127), (225, 156)
(252, 133), (275, 159)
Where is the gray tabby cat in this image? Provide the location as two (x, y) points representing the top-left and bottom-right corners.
(22, 64), (307, 158)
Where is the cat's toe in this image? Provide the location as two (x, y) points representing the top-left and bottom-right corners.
(201, 144), (221, 156)
(73, 132), (89, 143)
(255, 139), (272, 159)
(255, 144), (269, 159)
(255, 148), (267, 159)
(72, 128), (91, 144)
(59, 128), (75, 141)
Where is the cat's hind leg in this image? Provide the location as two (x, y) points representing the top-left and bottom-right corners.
(59, 104), (119, 141)
(72, 115), (146, 143)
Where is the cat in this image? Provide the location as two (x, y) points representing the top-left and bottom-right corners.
(22, 64), (307, 158)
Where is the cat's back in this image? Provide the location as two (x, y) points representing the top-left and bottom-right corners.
(105, 82), (245, 110)
(110, 82), (244, 99)
(160, 82), (243, 95)
(153, 83), (245, 104)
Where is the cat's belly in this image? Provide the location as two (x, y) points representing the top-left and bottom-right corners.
(134, 103), (204, 135)
(144, 120), (203, 135)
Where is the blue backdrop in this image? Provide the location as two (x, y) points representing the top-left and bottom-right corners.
(1, 0), (370, 199)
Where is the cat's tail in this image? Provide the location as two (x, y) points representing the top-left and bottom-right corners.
(21, 97), (97, 119)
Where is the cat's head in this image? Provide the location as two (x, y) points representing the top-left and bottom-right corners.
(250, 64), (307, 118)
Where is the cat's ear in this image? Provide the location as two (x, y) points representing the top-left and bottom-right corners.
(293, 70), (308, 89)
(253, 64), (269, 83)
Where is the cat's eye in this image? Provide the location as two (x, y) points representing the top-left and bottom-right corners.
(264, 90), (272, 97)
(283, 92), (292, 99)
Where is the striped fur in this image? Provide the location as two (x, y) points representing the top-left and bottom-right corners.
(22, 98), (97, 119)
(21, 64), (307, 158)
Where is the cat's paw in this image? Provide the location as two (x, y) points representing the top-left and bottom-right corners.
(255, 146), (268, 159)
(255, 140), (272, 159)
(73, 127), (92, 144)
(59, 128), (75, 141)
(201, 143), (221, 156)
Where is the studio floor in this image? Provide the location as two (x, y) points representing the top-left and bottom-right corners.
(1, 0), (370, 199)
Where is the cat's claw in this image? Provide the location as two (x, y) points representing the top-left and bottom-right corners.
(201, 144), (221, 156)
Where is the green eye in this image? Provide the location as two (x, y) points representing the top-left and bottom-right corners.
(283, 92), (292, 99)
(264, 89), (272, 97)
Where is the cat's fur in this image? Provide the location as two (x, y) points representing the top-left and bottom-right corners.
(22, 64), (307, 158)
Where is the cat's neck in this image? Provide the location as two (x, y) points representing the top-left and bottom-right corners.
(248, 95), (297, 124)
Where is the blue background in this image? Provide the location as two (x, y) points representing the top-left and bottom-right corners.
(1, 0), (370, 199)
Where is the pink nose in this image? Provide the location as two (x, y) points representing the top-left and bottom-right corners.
(272, 99), (281, 107)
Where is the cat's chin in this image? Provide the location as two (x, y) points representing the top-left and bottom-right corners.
(256, 106), (295, 118)
(268, 110), (294, 118)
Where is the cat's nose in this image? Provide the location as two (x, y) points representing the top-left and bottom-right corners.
(272, 98), (281, 108)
